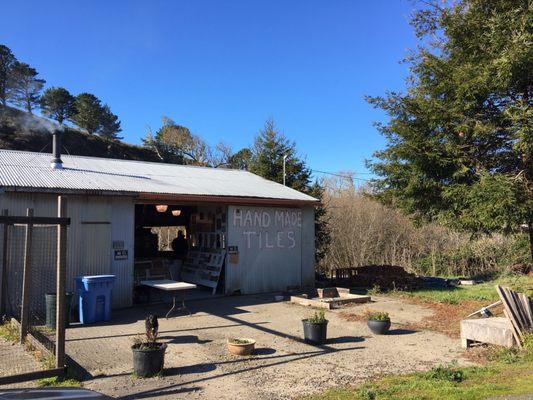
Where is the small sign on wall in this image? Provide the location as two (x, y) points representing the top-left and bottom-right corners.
(114, 249), (128, 260)
(228, 246), (239, 264)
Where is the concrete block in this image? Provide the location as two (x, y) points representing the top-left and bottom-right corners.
(460, 317), (517, 348)
(317, 288), (338, 298)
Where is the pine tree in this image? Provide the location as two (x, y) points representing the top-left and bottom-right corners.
(248, 118), (330, 263)
(8, 62), (45, 113)
(72, 93), (103, 134)
(40, 87), (75, 124)
(99, 104), (122, 140)
(367, 0), (533, 260)
(250, 118), (311, 192)
(0, 45), (16, 108)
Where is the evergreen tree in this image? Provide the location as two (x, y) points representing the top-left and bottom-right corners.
(367, 0), (532, 260)
(8, 62), (45, 113)
(249, 118), (330, 263)
(308, 181), (330, 265)
(250, 118), (311, 192)
(73, 93), (103, 134)
(40, 87), (75, 124)
(99, 104), (122, 140)
(0, 45), (16, 108)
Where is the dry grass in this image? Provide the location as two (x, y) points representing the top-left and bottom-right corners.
(318, 180), (530, 277)
(401, 299), (492, 338)
(338, 297), (497, 339)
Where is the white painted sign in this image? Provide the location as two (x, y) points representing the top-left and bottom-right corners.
(232, 208), (302, 249)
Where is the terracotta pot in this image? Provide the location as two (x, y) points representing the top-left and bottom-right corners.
(227, 338), (256, 356)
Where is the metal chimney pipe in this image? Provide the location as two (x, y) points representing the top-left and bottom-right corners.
(51, 130), (63, 169)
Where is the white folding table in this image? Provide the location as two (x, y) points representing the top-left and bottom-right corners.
(140, 280), (197, 318)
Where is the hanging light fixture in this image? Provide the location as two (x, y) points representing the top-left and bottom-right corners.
(172, 209), (182, 217)
(155, 205), (168, 213)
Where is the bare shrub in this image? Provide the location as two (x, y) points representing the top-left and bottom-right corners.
(319, 177), (529, 277)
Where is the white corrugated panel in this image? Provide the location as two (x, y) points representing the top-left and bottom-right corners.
(0, 192), (132, 311)
(0, 150), (317, 202)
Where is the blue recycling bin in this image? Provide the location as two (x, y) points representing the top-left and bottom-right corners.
(76, 275), (115, 324)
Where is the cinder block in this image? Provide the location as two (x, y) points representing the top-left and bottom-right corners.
(460, 317), (516, 348)
(316, 288), (339, 298)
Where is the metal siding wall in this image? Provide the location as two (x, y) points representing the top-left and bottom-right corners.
(0, 192), (134, 312)
(110, 197), (134, 308)
(301, 205), (316, 287)
(226, 205), (303, 294)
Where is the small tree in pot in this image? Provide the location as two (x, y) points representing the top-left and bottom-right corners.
(132, 315), (167, 377)
(365, 310), (391, 335)
(302, 309), (328, 344)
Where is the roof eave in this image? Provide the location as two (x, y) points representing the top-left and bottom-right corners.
(1, 186), (319, 206)
(137, 193), (319, 206)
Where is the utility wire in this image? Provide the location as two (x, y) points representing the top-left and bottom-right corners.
(310, 168), (372, 182)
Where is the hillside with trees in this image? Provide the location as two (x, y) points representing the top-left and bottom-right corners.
(0, 107), (159, 161)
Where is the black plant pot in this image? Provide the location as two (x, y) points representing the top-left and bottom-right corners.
(132, 343), (167, 377)
(302, 319), (328, 344)
(367, 319), (391, 335)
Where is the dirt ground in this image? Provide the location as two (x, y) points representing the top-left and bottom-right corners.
(60, 293), (472, 400)
(0, 338), (43, 378)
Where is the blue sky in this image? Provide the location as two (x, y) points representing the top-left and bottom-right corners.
(1, 0), (418, 179)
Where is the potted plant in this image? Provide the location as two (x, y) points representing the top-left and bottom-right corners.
(227, 338), (256, 356)
(132, 315), (167, 377)
(302, 309), (328, 344)
(365, 310), (391, 335)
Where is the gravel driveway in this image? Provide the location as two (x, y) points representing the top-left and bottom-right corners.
(63, 293), (469, 399)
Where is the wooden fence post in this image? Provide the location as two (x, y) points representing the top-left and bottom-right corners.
(0, 209), (8, 316)
(20, 208), (34, 343)
(55, 196), (67, 368)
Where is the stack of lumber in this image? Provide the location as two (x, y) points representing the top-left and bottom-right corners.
(331, 265), (425, 290)
(496, 285), (533, 347)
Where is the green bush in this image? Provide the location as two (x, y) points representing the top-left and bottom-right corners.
(424, 362), (465, 383)
(411, 233), (530, 278)
(307, 310), (327, 324)
(364, 310), (390, 321)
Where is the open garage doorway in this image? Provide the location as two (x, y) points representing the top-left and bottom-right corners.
(133, 203), (228, 304)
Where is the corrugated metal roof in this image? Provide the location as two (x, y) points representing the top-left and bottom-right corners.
(0, 150), (317, 203)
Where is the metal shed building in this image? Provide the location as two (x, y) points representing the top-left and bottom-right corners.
(0, 149), (317, 310)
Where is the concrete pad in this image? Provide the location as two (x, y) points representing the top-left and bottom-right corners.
(460, 317), (517, 348)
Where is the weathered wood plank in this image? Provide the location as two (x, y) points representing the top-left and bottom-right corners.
(20, 208), (34, 343)
(0, 368), (65, 386)
(507, 288), (528, 331)
(518, 293), (532, 330)
(55, 196), (68, 369)
(496, 285), (523, 346)
(0, 209), (8, 315)
(0, 216), (70, 225)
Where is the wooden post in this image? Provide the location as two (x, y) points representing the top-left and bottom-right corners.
(55, 196), (67, 368)
(20, 208), (34, 343)
(0, 209), (8, 316)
